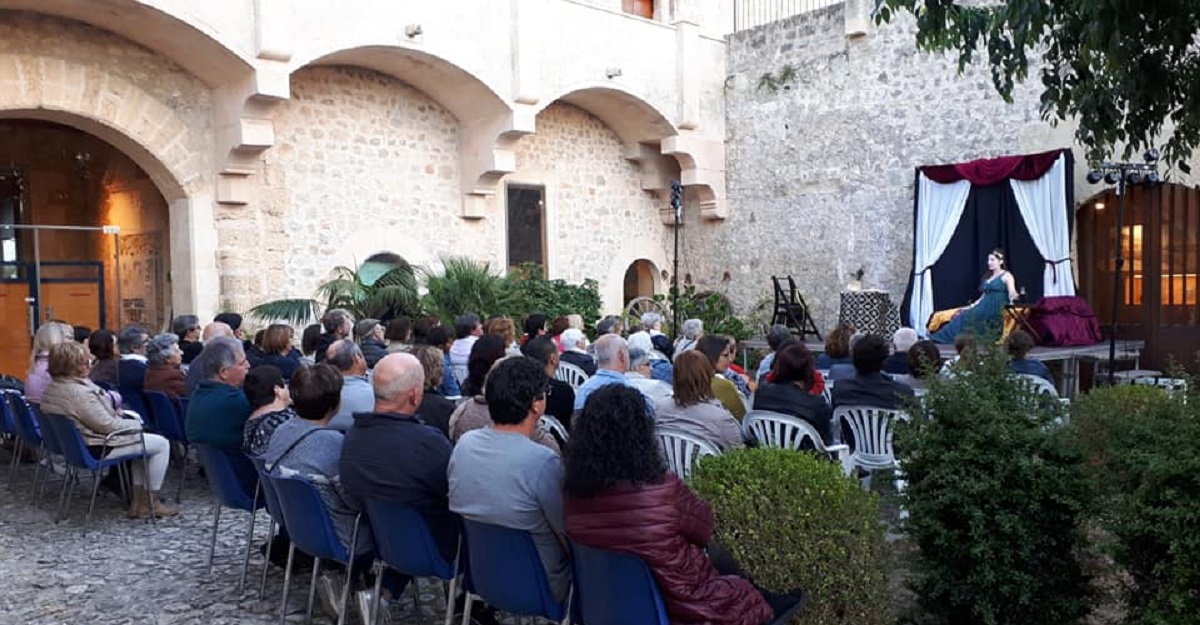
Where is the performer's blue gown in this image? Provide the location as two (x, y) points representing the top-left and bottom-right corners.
(931, 274), (1009, 343)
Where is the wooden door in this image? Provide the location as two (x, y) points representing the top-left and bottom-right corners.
(41, 282), (101, 330)
(0, 282), (31, 378)
(623, 0), (654, 19)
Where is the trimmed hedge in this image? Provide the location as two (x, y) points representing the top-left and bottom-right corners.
(690, 448), (890, 625)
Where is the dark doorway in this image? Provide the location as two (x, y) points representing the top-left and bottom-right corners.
(506, 184), (546, 275)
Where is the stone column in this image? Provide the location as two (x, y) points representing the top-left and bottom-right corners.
(169, 195), (221, 321)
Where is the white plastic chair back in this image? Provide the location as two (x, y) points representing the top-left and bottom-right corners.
(821, 386), (832, 405)
(833, 406), (908, 472)
(538, 415), (569, 443)
(452, 364), (469, 387)
(1134, 376), (1188, 394)
(655, 428), (720, 479)
(555, 362), (590, 389)
(743, 410), (852, 475)
(1014, 374), (1059, 398)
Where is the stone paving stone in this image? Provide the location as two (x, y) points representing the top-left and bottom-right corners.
(0, 455), (525, 625)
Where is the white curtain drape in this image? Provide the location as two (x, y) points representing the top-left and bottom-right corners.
(1010, 154), (1076, 297)
(910, 174), (971, 336)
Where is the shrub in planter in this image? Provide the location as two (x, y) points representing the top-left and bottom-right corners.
(1071, 384), (1200, 625)
(690, 447), (890, 625)
(899, 351), (1094, 625)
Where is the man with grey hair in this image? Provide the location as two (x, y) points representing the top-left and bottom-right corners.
(625, 347), (673, 404)
(314, 308), (354, 364)
(629, 311), (674, 361)
(884, 327), (919, 375)
(326, 339), (374, 431)
(573, 334), (655, 414)
(673, 318), (704, 359)
(558, 328), (596, 376)
(144, 333), (187, 397)
(117, 324), (150, 394)
(755, 324), (794, 382)
(185, 321), (235, 394)
(185, 336), (252, 452)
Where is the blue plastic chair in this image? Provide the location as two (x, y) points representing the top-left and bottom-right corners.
(268, 474), (363, 625)
(195, 443), (264, 594)
(144, 391), (189, 501)
(121, 391), (157, 433)
(571, 543), (669, 625)
(6, 393), (46, 493)
(39, 412), (149, 526)
(460, 519), (571, 625)
(252, 460), (288, 599)
(363, 499), (460, 625)
(2, 391), (27, 488)
(29, 405), (72, 507)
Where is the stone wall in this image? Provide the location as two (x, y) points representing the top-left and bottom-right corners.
(698, 4), (1072, 333)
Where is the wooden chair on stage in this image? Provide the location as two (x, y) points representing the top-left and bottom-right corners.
(772, 276), (822, 341)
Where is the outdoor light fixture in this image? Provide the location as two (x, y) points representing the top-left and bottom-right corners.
(1086, 153), (1163, 385)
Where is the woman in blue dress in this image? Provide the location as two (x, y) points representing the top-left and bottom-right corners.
(931, 249), (1019, 344)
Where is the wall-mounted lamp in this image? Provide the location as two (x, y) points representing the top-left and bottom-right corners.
(405, 24), (423, 38)
(605, 67), (622, 79)
(1094, 202), (1105, 210)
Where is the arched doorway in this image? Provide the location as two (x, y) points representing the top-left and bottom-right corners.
(0, 120), (169, 376)
(623, 259), (659, 305)
(1076, 183), (1200, 369)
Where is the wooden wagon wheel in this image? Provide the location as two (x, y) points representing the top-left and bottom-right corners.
(624, 296), (670, 330)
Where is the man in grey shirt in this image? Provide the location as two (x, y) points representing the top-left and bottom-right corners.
(325, 339), (375, 430)
(448, 357), (569, 601)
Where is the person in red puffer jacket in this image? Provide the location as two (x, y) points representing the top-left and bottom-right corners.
(564, 385), (805, 625)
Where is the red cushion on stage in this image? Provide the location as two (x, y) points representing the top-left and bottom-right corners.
(1026, 296), (1103, 347)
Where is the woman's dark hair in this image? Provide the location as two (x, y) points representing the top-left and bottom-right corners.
(300, 324), (322, 356)
(385, 317), (412, 342)
(824, 322), (855, 359)
(87, 329), (117, 361)
(289, 364), (343, 421)
(564, 385), (666, 498)
(548, 316), (570, 337)
(523, 314), (547, 339)
(464, 335), (507, 397)
(696, 334), (730, 366)
(851, 334), (889, 374)
(522, 336), (558, 366)
(244, 365), (284, 411)
(73, 326), (92, 344)
(774, 343), (816, 389)
(907, 340), (942, 379)
(411, 315), (441, 344)
(426, 326), (452, 351)
(672, 350), (716, 406)
(1005, 329), (1035, 359)
(484, 357), (548, 425)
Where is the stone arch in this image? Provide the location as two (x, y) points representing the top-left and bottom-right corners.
(535, 83), (677, 147)
(623, 258), (662, 305)
(605, 248), (671, 314)
(294, 45), (530, 217)
(0, 2), (254, 85)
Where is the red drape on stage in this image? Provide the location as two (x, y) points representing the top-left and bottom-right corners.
(921, 149), (1063, 185)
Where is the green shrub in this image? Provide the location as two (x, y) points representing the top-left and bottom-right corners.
(498, 264), (602, 328)
(899, 351), (1094, 625)
(1071, 384), (1200, 625)
(420, 256), (506, 323)
(644, 285), (753, 340)
(690, 448), (890, 625)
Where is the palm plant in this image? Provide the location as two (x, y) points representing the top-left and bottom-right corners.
(421, 256), (506, 323)
(247, 258), (420, 326)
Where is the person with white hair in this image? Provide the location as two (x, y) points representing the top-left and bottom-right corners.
(632, 311), (676, 361)
(574, 334), (656, 415)
(625, 347), (674, 404)
(673, 318), (704, 359)
(884, 327), (919, 375)
(558, 328), (597, 376)
(143, 333), (188, 398)
(627, 331), (673, 384)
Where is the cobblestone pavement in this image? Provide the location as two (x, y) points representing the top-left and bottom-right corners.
(0, 455), (496, 625)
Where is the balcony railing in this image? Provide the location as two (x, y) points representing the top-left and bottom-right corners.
(732, 0), (843, 32)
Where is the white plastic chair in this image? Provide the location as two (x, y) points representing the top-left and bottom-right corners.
(655, 428), (720, 479)
(743, 410), (852, 476)
(555, 362), (590, 389)
(538, 415), (569, 444)
(832, 405), (909, 484)
(1134, 376), (1188, 394)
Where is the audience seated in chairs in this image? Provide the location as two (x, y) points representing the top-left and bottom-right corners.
(299, 323), (323, 366)
(884, 327), (919, 375)
(940, 333), (978, 378)
(564, 384), (805, 625)
(311, 308), (353, 365)
(485, 316), (522, 357)
(409, 345), (455, 438)
(674, 318), (704, 360)
(830, 334), (915, 411)
(186, 336), (256, 494)
(656, 351), (744, 451)
(255, 324), (302, 381)
(520, 313), (548, 347)
(26, 322), (74, 404)
(241, 365), (294, 457)
(696, 335), (747, 421)
(755, 325), (793, 383)
(626, 347), (675, 405)
(894, 340), (942, 391)
(143, 333), (188, 398)
(760, 338), (827, 396)
(628, 330), (674, 384)
(87, 328), (120, 389)
(354, 319), (389, 369)
(459, 335), (508, 400)
(450, 349), (560, 454)
(325, 339), (374, 432)
(449, 357), (571, 602)
(753, 343), (835, 445)
(264, 363), (360, 552)
(172, 314), (204, 365)
(424, 326), (462, 399)
(116, 324), (151, 395)
(548, 315), (571, 353)
(814, 322), (854, 372)
(559, 328), (597, 376)
(185, 322), (235, 394)
(574, 334), (656, 415)
(521, 336), (576, 427)
(1005, 330), (1054, 385)
(449, 313), (483, 370)
(39, 341), (177, 518)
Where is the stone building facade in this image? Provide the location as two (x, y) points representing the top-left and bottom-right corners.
(0, 0), (731, 329)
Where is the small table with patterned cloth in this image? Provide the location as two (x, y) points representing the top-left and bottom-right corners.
(839, 291), (902, 337)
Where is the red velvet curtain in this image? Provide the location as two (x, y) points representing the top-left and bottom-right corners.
(921, 149), (1064, 185)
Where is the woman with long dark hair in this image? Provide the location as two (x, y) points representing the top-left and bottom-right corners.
(564, 385), (803, 625)
(931, 248), (1019, 343)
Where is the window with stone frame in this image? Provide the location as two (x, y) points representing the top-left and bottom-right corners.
(506, 184), (547, 276)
